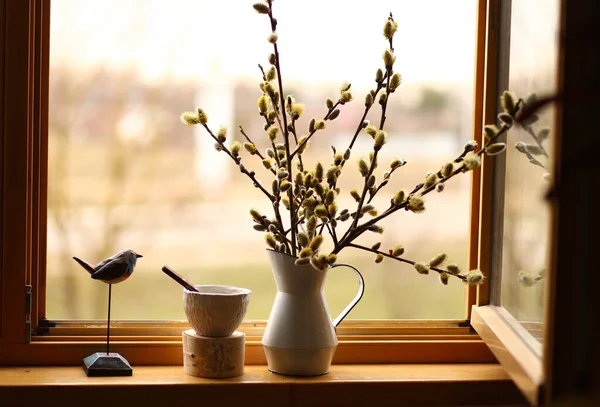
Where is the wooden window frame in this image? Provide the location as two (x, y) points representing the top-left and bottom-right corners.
(471, 0), (600, 406)
(1, 0), (497, 367)
(469, 0), (545, 404)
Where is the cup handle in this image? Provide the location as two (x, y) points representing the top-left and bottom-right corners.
(330, 263), (365, 328)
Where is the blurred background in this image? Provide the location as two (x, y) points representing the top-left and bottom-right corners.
(47, 0), (479, 320)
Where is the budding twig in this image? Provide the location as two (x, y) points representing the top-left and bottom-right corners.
(341, 41), (394, 245)
(289, 100), (342, 159)
(239, 126), (276, 175)
(266, 0), (297, 256)
(202, 124), (274, 202)
(347, 243), (467, 281)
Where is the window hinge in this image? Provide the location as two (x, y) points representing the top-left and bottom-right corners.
(34, 318), (56, 336)
(25, 285), (32, 343)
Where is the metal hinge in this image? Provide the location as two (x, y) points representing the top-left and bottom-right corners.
(25, 285), (32, 343)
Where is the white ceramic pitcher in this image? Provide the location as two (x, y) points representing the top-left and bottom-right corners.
(262, 249), (365, 376)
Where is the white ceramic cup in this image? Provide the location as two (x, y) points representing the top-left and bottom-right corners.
(183, 285), (251, 337)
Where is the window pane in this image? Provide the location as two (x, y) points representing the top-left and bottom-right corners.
(499, 0), (560, 345)
(47, 0), (477, 320)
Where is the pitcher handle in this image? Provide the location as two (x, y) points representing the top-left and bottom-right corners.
(330, 263), (365, 328)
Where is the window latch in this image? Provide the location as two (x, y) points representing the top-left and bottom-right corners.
(25, 285), (32, 343)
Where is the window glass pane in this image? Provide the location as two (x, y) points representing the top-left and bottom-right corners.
(47, 0), (476, 320)
(499, 0), (560, 344)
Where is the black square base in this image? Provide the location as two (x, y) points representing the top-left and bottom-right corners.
(83, 352), (132, 377)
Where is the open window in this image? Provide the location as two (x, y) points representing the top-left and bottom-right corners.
(3, 4), (598, 405)
(471, 0), (600, 405)
(2, 0), (496, 367)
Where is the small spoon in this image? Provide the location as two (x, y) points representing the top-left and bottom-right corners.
(161, 265), (200, 293)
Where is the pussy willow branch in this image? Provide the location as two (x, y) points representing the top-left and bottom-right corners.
(330, 80), (387, 195)
(284, 215), (305, 235)
(334, 123), (512, 254)
(327, 82), (388, 225)
(366, 163), (402, 204)
(277, 232), (294, 247)
(201, 124), (274, 202)
(257, 66), (286, 171)
(326, 222), (339, 247)
(312, 184), (335, 240)
(347, 243), (467, 281)
(323, 191), (340, 245)
(341, 59), (393, 244)
(293, 193), (305, 220)
(272, 188), (292, 253)
(349, 83), (387, 152)
(289, 100), (342, 159)
(239, 126), (277, 175)
(267, 1), (297, 256)
(238, 125), (287, 250)
(343, 148), (379, 244)
(258, 64), (286, 143)
(290, 120), (305, 172)
(379, 27), (394, 130)
(270, 140), (282, 167)
(257, 64), (290, 252)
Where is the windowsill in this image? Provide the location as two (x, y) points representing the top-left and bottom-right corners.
(0, 364), (526, 406)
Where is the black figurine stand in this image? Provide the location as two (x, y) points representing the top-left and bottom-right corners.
(83, 284), (132, 377)
(83, 352), (132, 377)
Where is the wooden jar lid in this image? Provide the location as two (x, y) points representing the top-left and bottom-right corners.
(182, 329), (245, 378)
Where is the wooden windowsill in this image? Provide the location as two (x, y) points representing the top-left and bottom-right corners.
(0, 364), (526, 406)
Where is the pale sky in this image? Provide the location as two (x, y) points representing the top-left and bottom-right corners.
(50, 0), (479, 89)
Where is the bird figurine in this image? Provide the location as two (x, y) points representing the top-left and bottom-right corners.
(73, 248), (143, 284)
(73, 248), (143, 377)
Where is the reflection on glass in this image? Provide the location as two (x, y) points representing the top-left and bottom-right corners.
(47, 0), (476, 320)
(500, 0), (559, 343)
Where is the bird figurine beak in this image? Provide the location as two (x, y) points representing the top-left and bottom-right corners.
(136, 254), (143, 258)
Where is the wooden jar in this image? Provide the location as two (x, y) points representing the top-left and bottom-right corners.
(182, 329), (245, 378)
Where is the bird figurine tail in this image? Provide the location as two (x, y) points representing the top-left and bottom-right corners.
(73, 256), (95, 275)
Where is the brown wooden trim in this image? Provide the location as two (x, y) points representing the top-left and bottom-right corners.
(28, 0), (50, 332)
(544, 1), (600, 404)
(466, 0), (488, 316)
(487, 0), (513, 307)
(0, 0), (48, 343)
(0, 0), (6, 340)
(476, 0), (499, 306)
(32, 334), (482, 342)
(475, 0), (506, 307)
(41, 319), (472, 337)
(0, 339), (496, 366)
(32, 0), (50, 324)
(0, 365), (525, 407)
(1, 0), (34, 345)
(471, 305), (542, 405)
